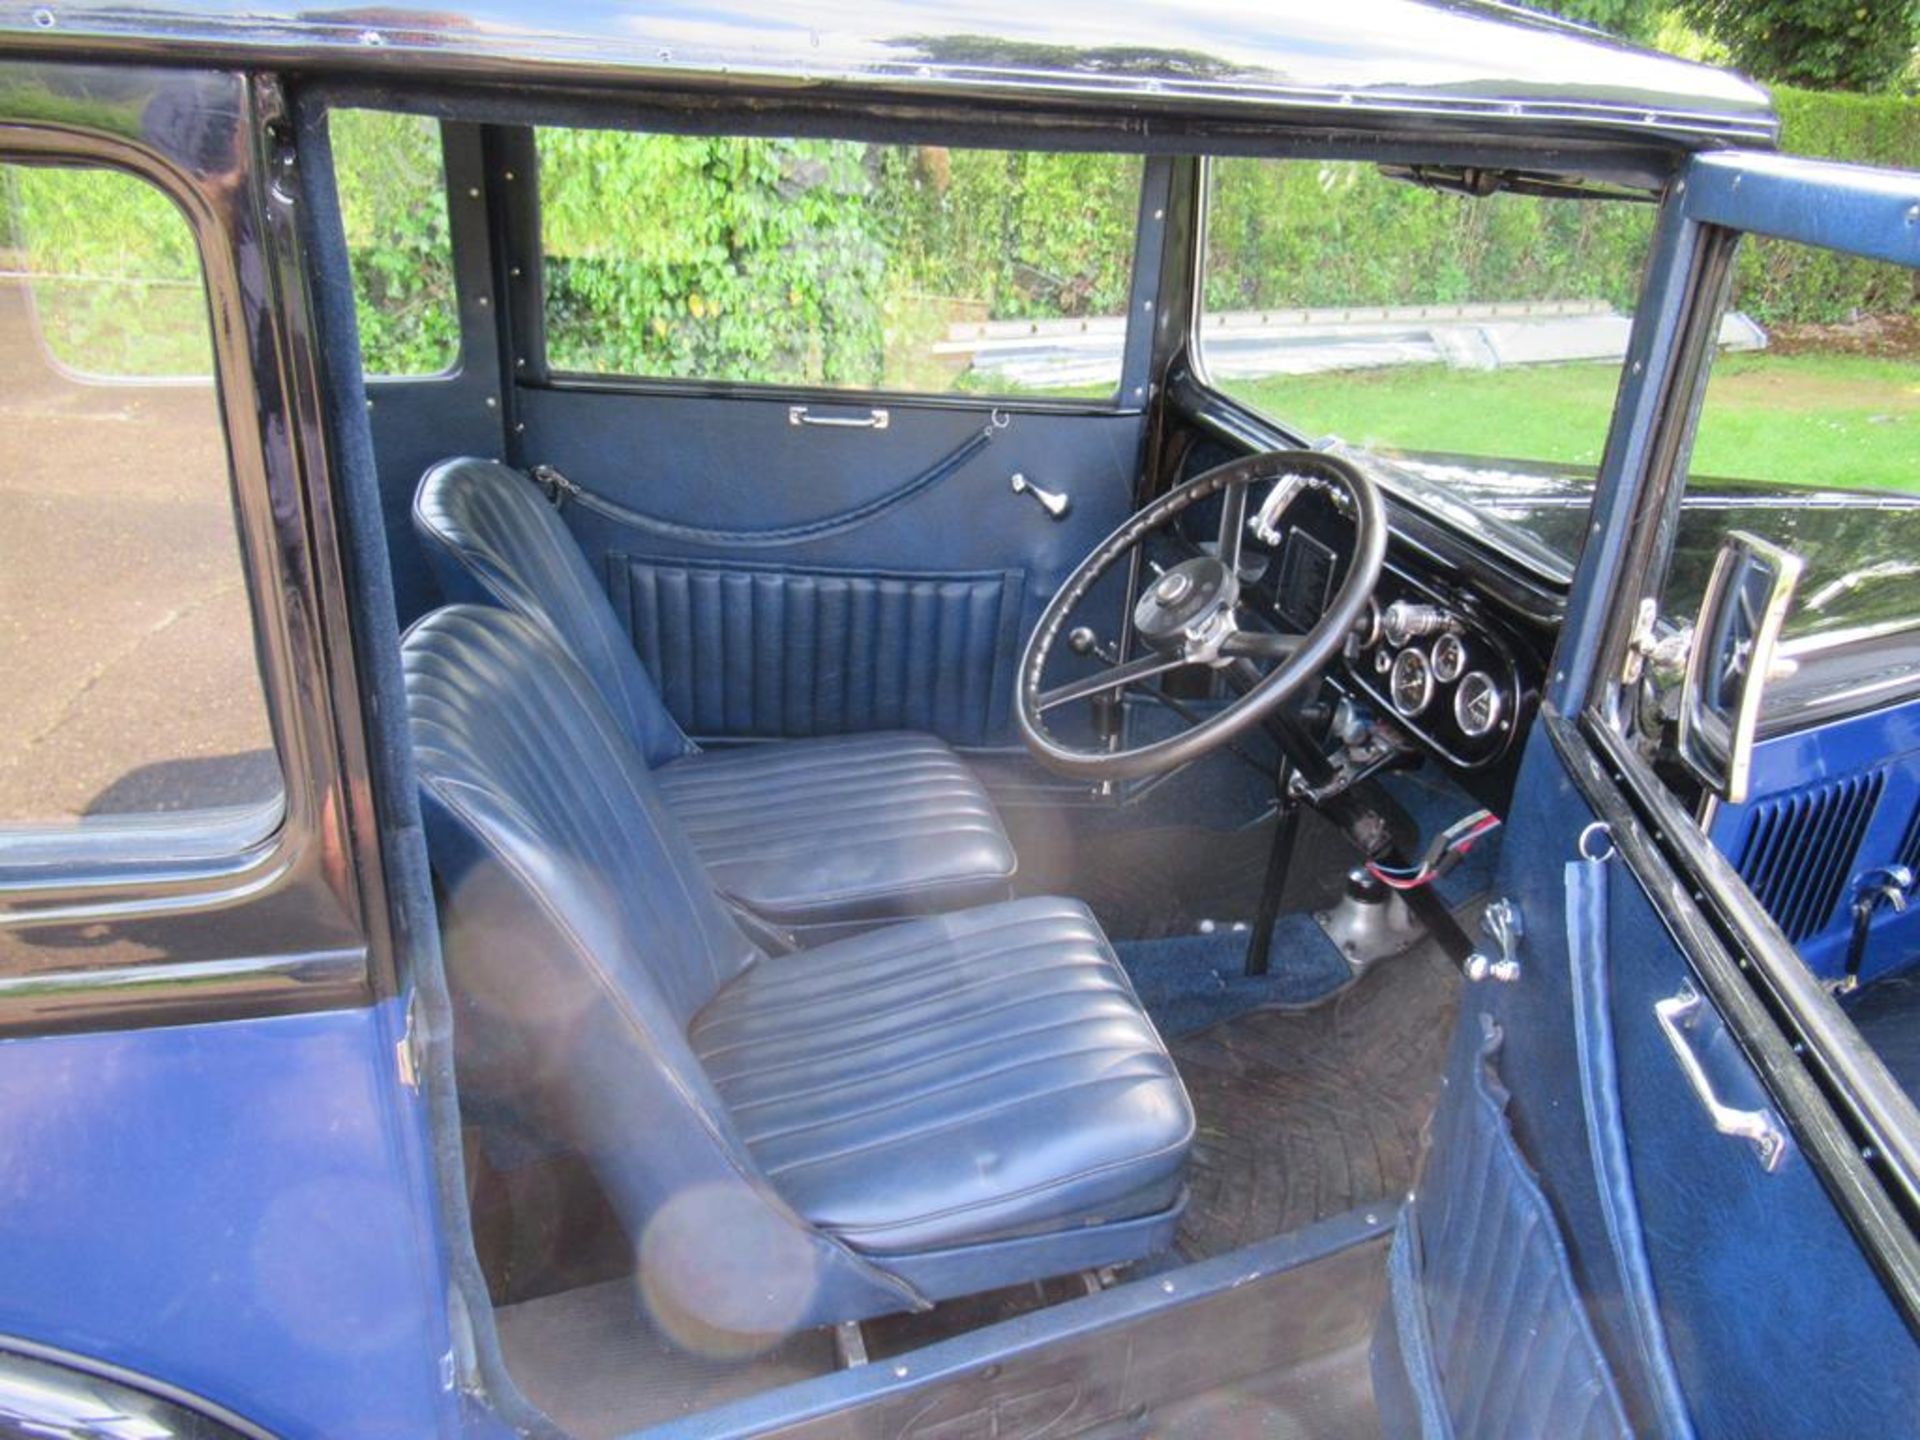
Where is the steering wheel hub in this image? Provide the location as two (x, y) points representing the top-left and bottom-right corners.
(1134, 555), (1236, 655)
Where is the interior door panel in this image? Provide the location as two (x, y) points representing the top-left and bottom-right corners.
(1603, 842), (1920, 1438)
(1391, 728), (1920, 1438)
(1379, 1007), (1634, 1440)
(516, 386), (1144, 747)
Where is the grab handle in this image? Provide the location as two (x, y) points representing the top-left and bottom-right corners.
(1654, 982), (1787, 1172)
(789, 405), (889, 430)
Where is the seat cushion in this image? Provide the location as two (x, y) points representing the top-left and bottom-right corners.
(656, 732), (1018, 927)
(690, 897), (1194, 1256)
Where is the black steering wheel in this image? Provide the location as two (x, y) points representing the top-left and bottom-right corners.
(1016, 450), (1385, 780)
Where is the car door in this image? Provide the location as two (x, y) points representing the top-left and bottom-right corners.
(0, 61), (455, 1436)
(1376, 152), (1920, 1437)
(480, 124), (1166, 752)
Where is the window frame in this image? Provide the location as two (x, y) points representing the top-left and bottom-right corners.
(0, 68), (384, 1029)
(522, 122), (1160, 415)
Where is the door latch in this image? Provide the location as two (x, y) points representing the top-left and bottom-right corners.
(1837, 865), (1913, 994)
(1010, 472), (1070, 519)
(1465, 897), (1522, 982)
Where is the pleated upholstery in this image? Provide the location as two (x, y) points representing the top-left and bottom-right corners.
(404, 605), (932, 1327)
(405, 607), (1191, 1314)
(1410, 1018), (1632, 1440)
(414, 457), (694, 766)
(612, 555), (1024, 746)
(656, 733), (1016, 925)
(691, 898), (1194, 1255)
(413, 457), (1022, 927)
(403, 605), (754, 1026)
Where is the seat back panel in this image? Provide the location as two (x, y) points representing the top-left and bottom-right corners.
(414, 457), (693, 766)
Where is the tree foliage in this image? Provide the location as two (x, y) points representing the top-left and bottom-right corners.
(3, 162), (212, 375)
(1205, 160), (1655, 315)
(324, 89), (1917, 380)
(539, 131), (1141, 389)
(332, 109), (460, 375)
(1676, 0), (1917, 92)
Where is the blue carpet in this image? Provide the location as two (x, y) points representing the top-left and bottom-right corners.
(1116, 914), (1357, 1036)
(1374, 768), (1503, 910)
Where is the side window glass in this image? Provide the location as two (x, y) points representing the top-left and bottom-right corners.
(333, 109), (459, 377)
(1661, 235), (1918, 644)
(536, 128), (1143, 399)
(1641, 232), (1916, 1018)
(1199, 158), (1657, 576)
(0, 162), (283, 841)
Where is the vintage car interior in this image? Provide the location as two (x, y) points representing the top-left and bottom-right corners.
(342, 93), (1917, 1438)
(326, 98), (1920, 1437)
(3, 5), (1917, 1437)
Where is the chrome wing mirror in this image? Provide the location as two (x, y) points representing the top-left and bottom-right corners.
(1676, 531), (1803, 806)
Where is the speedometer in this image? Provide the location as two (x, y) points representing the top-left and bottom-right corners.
(1390, 648), (1434, 718)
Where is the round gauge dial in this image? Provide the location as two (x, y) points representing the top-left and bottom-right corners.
(1454, 671), (1504, 738)
(1390, 648), (1434, 718)
(1431, 633), (1468, 684)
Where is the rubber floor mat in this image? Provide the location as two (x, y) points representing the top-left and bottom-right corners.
(1170, 935), (1461, 1259)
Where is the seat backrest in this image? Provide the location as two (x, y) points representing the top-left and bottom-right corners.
(413, 457), (693, 766)
(402, 605), (913, 1336)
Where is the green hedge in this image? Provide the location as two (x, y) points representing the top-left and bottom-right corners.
(1203, 161), (1656, 315)
(1739, 87), (1920, 325)
(538, 131), (1143, 388)
(7, 90), (1910, 383)
(1205, 87), (1919, 330)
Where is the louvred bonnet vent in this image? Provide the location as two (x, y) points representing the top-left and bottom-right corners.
(1735, 771), (1886, 943)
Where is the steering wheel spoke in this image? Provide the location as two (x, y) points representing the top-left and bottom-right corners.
(1215, 482), (1249, 583)
(1037, 652), (1188, 713)
(1219, 628), (1307, 662)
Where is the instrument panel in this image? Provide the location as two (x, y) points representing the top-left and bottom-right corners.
(1263, 519), (1534, 772)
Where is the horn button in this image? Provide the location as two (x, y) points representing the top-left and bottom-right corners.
(1133, 555), (1238, 660)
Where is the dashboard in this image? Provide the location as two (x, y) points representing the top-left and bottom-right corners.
(1224, 481), (1550, 794)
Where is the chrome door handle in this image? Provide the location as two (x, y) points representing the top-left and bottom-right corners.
(1010, 472), (1070, 519)
(1654, 982), (1787, 1172)
(789, 405), (889, 430)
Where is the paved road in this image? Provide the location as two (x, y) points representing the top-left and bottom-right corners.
(0, 281), (277, 829)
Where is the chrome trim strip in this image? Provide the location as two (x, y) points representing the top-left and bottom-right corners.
(1779, 616), (1920, 660)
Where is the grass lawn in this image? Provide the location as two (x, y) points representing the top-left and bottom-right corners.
(1221, 351), (1919, 494)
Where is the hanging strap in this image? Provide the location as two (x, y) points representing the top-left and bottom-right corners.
(528, 413), (1005, 549)
(1566, 826), (1698, 1440)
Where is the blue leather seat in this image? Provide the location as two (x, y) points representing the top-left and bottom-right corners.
(413, 457), (1016, 931)
(404, 605), (1192, 1338)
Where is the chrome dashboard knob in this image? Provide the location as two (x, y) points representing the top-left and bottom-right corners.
(1381, 600), (1456, 647)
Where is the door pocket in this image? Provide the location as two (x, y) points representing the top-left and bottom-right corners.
(1382, 1013), (1633, 1440)
(609, 555), (1026, 745)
